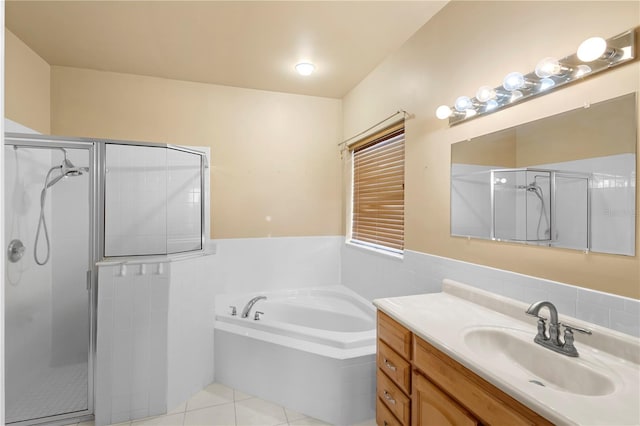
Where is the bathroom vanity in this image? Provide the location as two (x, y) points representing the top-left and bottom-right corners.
(374, 280), (640, 426)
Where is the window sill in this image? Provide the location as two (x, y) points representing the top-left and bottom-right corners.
(345, 240), (404, 260)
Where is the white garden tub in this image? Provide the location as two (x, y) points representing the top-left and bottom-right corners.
(214, 285), (377, 425)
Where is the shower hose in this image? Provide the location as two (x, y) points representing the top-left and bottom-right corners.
(34, 166), (62, 266)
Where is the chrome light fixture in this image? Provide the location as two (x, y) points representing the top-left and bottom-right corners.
(436, 27), (636, 126)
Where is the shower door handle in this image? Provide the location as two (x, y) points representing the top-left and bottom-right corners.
(86, 270), (92, 291)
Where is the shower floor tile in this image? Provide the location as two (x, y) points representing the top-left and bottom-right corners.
(5, 362), (88, 424)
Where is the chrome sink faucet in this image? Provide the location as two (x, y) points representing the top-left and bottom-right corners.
(526, 300), (591, 357)
(241, 296), (267, 318)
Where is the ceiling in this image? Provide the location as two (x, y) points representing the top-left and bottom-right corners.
(5, 1), (447, 99)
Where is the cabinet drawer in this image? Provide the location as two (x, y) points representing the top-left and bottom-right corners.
(413, 336), (553, 426)
(412, 371), (477, 426)
(377, 368), (411, 425)
(377, 397), (403, 426)
(378, 339), (411, 393)
(378, 311), (412, 360)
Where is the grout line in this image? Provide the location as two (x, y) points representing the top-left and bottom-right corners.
(233, 399), (238, 426)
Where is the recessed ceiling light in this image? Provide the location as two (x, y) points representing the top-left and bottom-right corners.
(295, 62), (315, 76)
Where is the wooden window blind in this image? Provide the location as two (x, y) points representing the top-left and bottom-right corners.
(350, 122), (405, 252)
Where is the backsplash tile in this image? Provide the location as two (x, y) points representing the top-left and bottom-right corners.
(341, 244), (640, 337)
(610, 309), (640, 337)
(212, 236), (342, 294)
(624, 299), (640, 316)
(576, 300), (610, 329)
(577, 287), (626, 311)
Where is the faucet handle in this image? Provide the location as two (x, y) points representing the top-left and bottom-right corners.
(229, 306), (237, 316)
(534, 318), (548, 341)
(561, 324), (590, 357)
(254, 311), (264, 321)
(562, 322), (592, 335)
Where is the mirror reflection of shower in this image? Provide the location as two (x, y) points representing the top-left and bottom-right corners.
(519, 176), (550, 241)
(34, 147), (89, 265)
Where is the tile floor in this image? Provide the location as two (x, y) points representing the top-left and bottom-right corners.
(73, 383), (376, 426)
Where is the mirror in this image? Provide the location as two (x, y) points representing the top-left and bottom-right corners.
(451, 93), (636, 256)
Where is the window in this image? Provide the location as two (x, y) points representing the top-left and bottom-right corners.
(350, 122), (405, 253)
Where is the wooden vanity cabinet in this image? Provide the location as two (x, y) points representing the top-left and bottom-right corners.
(377, 311), (412, 425)
(376, 310), (554, 426)
(412, 371), (476, 426)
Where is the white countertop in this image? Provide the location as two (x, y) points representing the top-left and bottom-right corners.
(373, 279), (640, 426)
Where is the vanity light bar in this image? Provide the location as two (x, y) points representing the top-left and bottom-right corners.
(436, 27), (637, 126)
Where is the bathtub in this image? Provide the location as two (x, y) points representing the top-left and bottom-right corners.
(214, 285), (377, 425)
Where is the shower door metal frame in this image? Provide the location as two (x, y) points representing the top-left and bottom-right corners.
(4, 133), (98, 426)
(98, 139), (207, 259)
(490, 167), (555, 243)
(490, 167), (592, 250)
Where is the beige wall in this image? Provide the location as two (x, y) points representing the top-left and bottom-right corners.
(453, 94), (635, 167)
(516, 94), (636, 167)
(4, 28), (50, 133)
(51, 66), (343, 239)
(343, 1), (640, 298)
(451, 130), (516, 167)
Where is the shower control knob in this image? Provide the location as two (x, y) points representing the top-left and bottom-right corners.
(7, 239), (25, 263)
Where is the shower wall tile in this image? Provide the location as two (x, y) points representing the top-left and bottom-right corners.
(104, 144), (168, 256)
(166, 149), (203, 253)
(95, 262), (171, 426)
(341, 244), (640, 337)
(166, 254), (216, 410)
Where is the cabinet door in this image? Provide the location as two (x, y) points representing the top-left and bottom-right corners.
(412, 372), (477, 426)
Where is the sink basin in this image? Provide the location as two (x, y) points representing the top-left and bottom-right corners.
(463, 327), (617, 396)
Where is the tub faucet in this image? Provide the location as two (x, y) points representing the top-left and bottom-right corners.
(526, 300), (591, 357)
(241, 296), (267, 318)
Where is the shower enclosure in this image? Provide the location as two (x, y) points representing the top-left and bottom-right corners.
(4, 136), (97, 425)
(490, 168), (590, 249)
(4, 133), (207, 425)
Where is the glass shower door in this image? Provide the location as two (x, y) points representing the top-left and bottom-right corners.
(4, 140), (94, 424)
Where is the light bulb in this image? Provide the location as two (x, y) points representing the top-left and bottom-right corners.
(485, 100), (499, 111)
(539, 78), (555, 91)
(503, 72), (525, 91)
(435, 105), (452, 120)
(577, 37), (607, 62)
(465, 109), (477, 118)
(295, 62), (315, 76)
(476, 85), (496, 102)
(575, 64), (592, 77)
(454, 96), (472, 112)
(535, 57), (562, 78)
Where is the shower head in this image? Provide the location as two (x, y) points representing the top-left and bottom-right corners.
(61, 157), (88, 177)
(44, 149), (89, 188)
